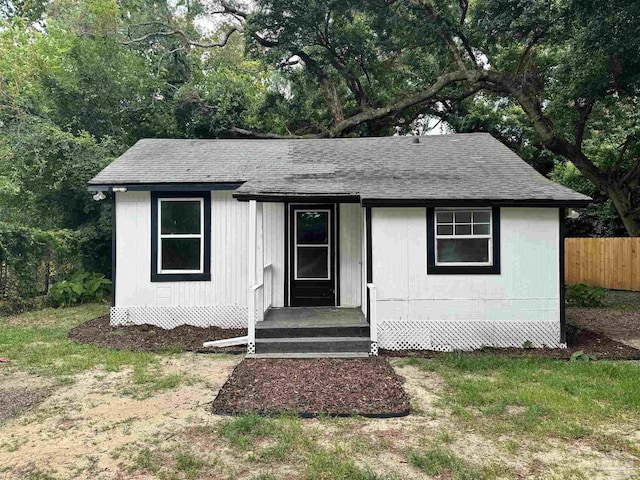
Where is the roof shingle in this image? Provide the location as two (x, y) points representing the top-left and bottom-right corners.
(89, 134), (590, 204)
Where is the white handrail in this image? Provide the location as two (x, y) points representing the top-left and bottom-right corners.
(367, 283), (377, 345)
(263, 264), (273, 313)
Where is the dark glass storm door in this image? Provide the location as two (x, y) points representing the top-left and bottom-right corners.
(289, 205), (336, 306)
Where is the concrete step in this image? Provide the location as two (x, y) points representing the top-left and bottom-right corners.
(247, 352), (370, 359)
(255, 324), (370, 339)
(255, 336), (371, 354)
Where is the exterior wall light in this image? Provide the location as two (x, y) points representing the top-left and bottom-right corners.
(92, 191), (106, 201)
(566, 209), (580, 219)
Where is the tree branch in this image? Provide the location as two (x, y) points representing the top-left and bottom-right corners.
(122, 26), (238, 48)
(574, 98), (594, 148)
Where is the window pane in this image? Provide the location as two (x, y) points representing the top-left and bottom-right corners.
(455, 224), (472, 235)
(473, 223), (490, 235)
(437, 225), (453, 235)
(455, 211), (472, 223)
(437, 238), (490, 263)
(161, 201), (201, 234)
(474, 211), (490, 223)
(162, 238), (201, 270)
(297, 247), (329, 278)
(296, 211), (329, 244)
(436, 211), (453, 223)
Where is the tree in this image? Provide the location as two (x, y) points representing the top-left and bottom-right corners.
(153, 0), (639, 235)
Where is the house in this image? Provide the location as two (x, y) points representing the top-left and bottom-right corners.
(88, 134), (590, 356)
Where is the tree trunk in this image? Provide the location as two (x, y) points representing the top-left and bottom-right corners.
(606, 186), (640, 237)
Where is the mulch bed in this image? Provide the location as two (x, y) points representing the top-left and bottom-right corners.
(211, 358), (410, 418)
(380, 323), (640, 360)
(0, 388), (51, 421)
(68, 315), (247, 353)
(567, 307), (640, 347)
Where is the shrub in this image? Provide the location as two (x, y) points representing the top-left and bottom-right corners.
(566, 284), (606, 308)
(49, 270), (111, 307)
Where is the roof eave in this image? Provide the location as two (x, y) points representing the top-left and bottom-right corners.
(232, 192), (361, 203)
(360, 198), (592, 208)
(87, 182), (243, 192)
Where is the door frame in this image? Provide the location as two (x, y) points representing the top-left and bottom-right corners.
(285, 203), (340, 307)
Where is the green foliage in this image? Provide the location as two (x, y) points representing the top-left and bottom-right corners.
(49, 270), (111, 307)
(569, 350), (598, 362)
(566, 283), (607, 308)
(0, 223), (79, 299)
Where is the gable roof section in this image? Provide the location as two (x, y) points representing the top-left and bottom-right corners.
(89, 134), (590, 206)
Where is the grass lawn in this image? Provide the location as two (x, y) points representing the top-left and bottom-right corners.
(0, 303), (191, 394)
(1, 305), (640, 479)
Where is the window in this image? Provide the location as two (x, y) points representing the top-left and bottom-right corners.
(151, 192), (211, 282)
(427, 207), (500, 274)
(294, 210), (331, 280)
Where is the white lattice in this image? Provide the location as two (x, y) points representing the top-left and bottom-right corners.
(247, 341), (255, 354)
(370, 341), (378, 356)
(110, 306), (247, 329)
(378, 320), (565, 351)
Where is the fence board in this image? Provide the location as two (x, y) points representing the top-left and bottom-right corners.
(565, 238), (640, 291)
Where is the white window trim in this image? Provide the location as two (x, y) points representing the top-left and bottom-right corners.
(434, 207), (493, 267)
(158, 197), (205, 274)
(294, 208), (331, 281)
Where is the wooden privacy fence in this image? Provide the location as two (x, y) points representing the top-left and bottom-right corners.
(565, 238), (640, 291)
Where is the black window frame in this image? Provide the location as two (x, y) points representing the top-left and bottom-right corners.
(151, 191), (211, 282)
(427, 206), (501, 275)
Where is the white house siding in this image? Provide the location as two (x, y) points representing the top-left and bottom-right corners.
(339, 203), (363, 307)
(263, 202), (285, 308)
(111, 194), (363, 327)
(371, 207), (562, 350)
(111, 190), (251, 328)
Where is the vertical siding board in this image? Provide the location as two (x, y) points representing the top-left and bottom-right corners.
(372, 207), (560, 324)
(339, 203), (363, 307)
(116, 190), (257, 310)
(263, 202), (285, 308)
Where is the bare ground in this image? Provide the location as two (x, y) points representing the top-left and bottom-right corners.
(1, 356), (638, 479)
(568, 307), (640, 350)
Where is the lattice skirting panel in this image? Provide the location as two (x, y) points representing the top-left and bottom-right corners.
(378, 320), (565, 351)
(110, 306), (248, 329)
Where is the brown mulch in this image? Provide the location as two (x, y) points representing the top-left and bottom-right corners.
(68, 315), (247, 352)
(380, 323), (640, 360)
(211, 358), (410, 417)
(567, 307), (640, 349)
(0, 388), (51, 421)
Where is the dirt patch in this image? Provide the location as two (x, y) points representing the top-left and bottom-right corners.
(0, 388), (51, 421)
(0, 354), (241, 479)
(381, 324), (640, 360)
(212, 358), (410, 417)
(68, 315), (247, 352)
(567, 307), (640, 349)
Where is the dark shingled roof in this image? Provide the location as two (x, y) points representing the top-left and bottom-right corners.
(89, 134), (590, 205)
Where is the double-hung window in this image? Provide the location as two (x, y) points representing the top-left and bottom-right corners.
(151, 192), (211, 282)
(427, 207), (500, 274)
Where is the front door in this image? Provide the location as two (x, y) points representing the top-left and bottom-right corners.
(289, 205), (336, 306)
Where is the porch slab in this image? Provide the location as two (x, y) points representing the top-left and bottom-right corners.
(259, 307), (367, 328)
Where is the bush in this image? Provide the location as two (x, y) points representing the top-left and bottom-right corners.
(566, 283), (607, 308)
(49, 270), (111, 307)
